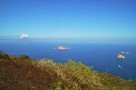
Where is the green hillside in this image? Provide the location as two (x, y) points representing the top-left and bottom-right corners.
(0, 51), (136, 90)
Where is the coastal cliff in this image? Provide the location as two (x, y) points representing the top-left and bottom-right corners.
(0, 51), (136, 90)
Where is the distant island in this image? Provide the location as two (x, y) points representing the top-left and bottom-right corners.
(56, 45), (70, 50)
(117, 52), (125, 60)
(0, 51), (136, 90)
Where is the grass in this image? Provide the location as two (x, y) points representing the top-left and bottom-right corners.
(0, 51), (136, 90)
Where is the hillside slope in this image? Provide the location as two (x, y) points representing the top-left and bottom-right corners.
(0, 51), (136, 90)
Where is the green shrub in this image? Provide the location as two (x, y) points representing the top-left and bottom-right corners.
(0, 53), (136, 90)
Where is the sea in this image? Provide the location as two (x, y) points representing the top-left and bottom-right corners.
(0, 38), (136, 80)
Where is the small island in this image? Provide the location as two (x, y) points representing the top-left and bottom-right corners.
(117, 52), (126, 60)
(56, 45), (70, 50)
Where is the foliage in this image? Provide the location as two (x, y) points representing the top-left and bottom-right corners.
(0, 53), (136, 90)
(18, 55), (30, 59)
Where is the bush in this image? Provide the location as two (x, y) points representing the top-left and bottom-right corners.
(0, 53), (136, 90)
(18, 55), (30, 59)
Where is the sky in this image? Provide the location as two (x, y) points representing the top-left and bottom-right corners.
(0, 0), (136, 40)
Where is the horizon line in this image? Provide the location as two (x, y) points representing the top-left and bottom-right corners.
(0, 36), (136, 41)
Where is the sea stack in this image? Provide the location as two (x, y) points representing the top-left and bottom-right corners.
(57, 45), (70, 50)
(117, 53), (125, 60)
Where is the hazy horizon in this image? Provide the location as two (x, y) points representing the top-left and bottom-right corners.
(0, 0), (136, 39)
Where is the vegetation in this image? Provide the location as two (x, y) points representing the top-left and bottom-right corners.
(0, 51), (136, 90)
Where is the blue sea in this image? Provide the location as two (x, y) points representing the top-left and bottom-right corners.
(0, 38), (136, 80)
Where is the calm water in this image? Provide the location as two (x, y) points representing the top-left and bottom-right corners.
(0, 38), (136, 80)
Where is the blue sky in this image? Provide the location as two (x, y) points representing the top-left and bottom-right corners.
(0, 0), (136, 40)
